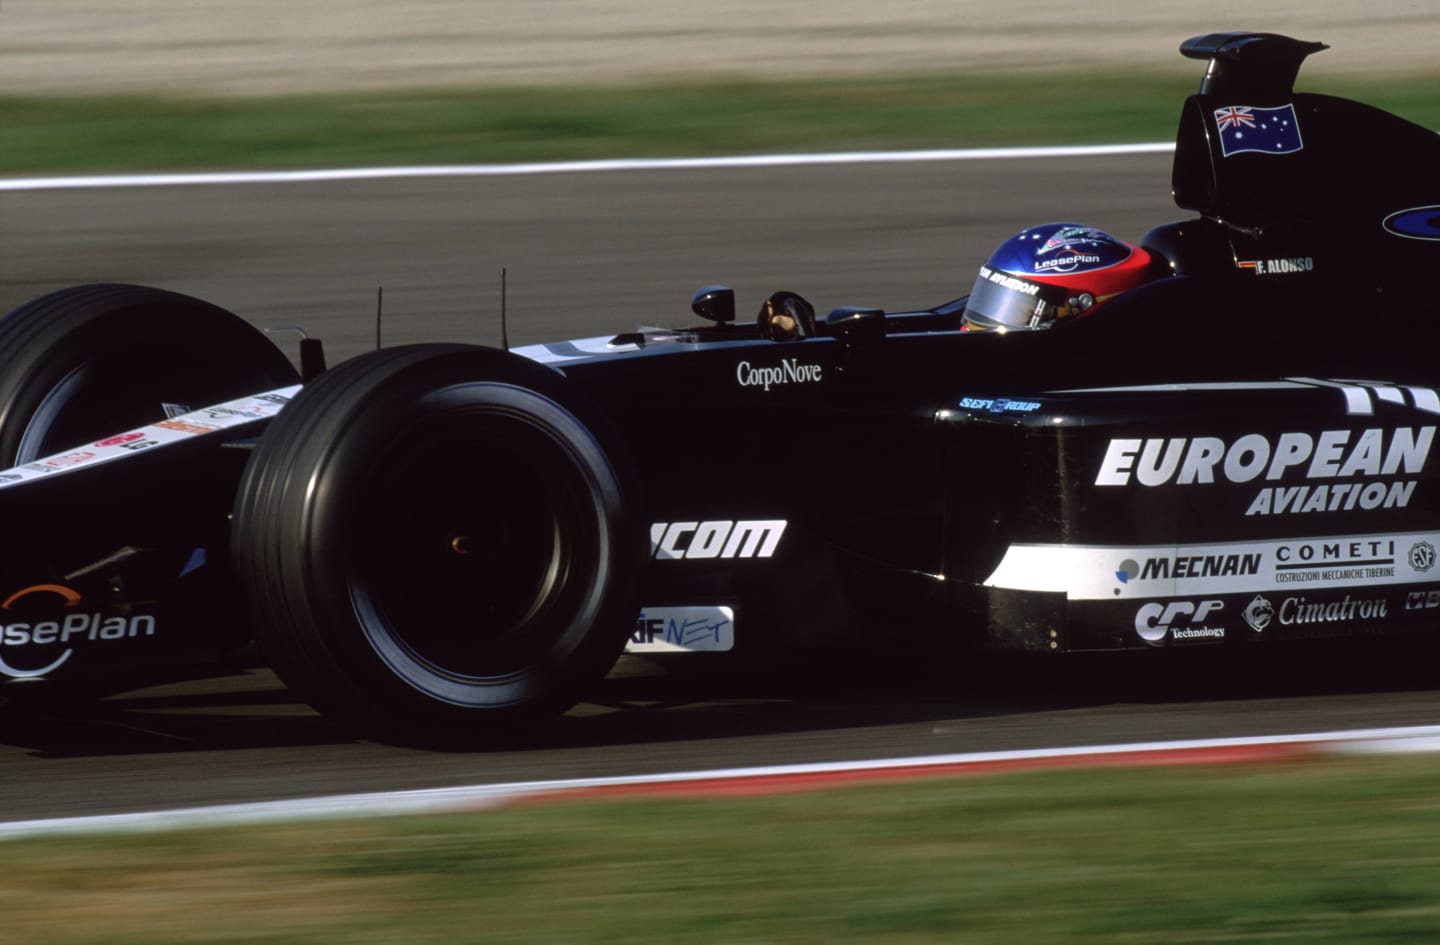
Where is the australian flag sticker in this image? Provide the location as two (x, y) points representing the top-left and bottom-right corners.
(1213, 104), (1303, 157)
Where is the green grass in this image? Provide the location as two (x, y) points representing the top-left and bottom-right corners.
(2, 71), (1435, 175)
(6, 754), (1440, 943)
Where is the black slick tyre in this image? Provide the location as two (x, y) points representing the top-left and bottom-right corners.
(230, 344), (644, 744)
(0, 284), (299, 463)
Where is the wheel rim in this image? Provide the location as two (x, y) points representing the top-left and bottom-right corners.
(345, 406), (609, 701)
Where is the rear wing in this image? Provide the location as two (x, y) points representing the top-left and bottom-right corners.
(1179, 32), (1327, 100)
(1168, 32), (1439, 271)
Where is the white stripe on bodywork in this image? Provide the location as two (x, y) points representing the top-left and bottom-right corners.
(1052, 381), (1311, 394)
(1049, 378), (1440, 418)
(0, 385), (302, 490)
(984, 530), (1440, 599)
(512, 336), (640, 365)
(1410, 387), (1440, 415)
(1286, 377), (1375, 415)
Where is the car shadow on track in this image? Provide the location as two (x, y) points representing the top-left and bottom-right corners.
(2, 639), (1438, 759)
(549, 639), (1440, 746)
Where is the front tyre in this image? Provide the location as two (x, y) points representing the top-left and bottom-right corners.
(0, 284), (299, 462)
(231, 344), (643, 743)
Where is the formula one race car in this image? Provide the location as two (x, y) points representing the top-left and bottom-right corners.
(0, 33), (1435, 742)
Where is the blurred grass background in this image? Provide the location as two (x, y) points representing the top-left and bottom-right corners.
(3, 72), (1436, 174)
(5, 753), (1440, 944)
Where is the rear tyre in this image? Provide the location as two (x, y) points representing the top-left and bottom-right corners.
(0, 284), (299, 462)
(231, 344), (643, 744)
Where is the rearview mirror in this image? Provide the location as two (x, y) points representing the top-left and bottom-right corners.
(691, 285), (735, 324)
(824, 306), (885, 344)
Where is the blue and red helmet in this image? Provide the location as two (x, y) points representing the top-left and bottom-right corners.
(961, 223), (1152, 331)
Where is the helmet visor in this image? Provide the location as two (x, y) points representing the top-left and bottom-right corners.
(961, 265), (1066, 331)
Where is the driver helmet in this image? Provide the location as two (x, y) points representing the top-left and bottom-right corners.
(961, 223), (1152, 331)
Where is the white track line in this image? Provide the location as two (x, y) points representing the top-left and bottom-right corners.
(0, 143), (1175, 192)
(2, 725), (1438, 841)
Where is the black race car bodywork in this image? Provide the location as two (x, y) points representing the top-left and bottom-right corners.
(0, 33), (1435, 741)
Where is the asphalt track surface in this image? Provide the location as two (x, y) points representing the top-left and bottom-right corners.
(3, 153), (1440, 824)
